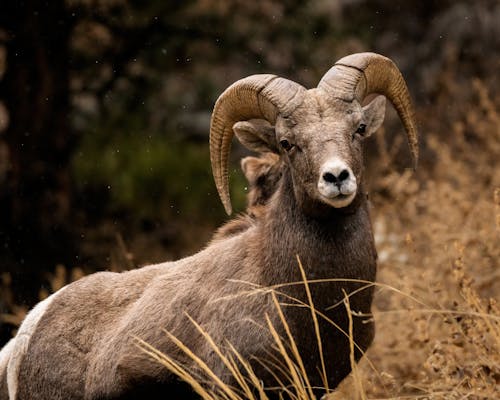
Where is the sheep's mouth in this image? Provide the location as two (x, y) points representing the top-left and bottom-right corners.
(319, 192), (356, 208)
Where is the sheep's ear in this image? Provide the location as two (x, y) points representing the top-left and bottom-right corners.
(241, 155), (275, 184)
(240, 156), (262, 184)
(362, 95), (386, 137)
(233, 119), (278, 153)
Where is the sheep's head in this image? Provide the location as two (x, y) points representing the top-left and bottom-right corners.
(210, 53), (419, 214)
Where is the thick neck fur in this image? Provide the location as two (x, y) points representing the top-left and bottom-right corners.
(246, 165), (377, 390)
(252, 167), (376, 294)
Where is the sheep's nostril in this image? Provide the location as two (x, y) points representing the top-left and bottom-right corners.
(338, 169), (350, 182)
(322, 172), (337, 183)
(323, 170), (350, 184)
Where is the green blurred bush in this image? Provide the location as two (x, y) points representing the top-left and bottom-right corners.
(72, 116), (247, 224)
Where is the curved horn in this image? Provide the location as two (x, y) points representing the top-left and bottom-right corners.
(318, 52), (419, 169)
(210, 74), (305, 214)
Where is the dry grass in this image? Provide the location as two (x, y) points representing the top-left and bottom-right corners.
(359, 78), (500, 399)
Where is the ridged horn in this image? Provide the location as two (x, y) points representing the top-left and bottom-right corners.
(318, 52), (419, 169)
(210, 74), (305, 214)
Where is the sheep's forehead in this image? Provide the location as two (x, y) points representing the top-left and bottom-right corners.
(280, 90), (363, 141)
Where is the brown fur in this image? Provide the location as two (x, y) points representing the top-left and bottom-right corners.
(0, 90), (390, 400)
(211, 152), (281, 242)
(241, 152), (282, 208)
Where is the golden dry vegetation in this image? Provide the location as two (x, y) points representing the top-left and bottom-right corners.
(356, 77), (500, 399)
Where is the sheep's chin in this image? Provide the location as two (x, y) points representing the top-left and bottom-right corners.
(319, 192), (356, 208)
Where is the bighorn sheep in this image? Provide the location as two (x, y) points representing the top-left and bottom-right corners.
(0, 52), (418, 400)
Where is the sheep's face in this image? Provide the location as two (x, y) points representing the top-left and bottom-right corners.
(275, 91), (386, 208)
(234, 91), (386, 209)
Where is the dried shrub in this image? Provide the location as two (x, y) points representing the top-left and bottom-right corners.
(359, 77), (499, 399)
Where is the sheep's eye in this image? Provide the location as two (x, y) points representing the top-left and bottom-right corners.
(279, 139), (293, 151)
(355, 124), (367, 135)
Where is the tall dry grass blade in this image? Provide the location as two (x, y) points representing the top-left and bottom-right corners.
(226, 342), (269, 400)
(270, 291), (315, 399)
(264, 312), (310, 399)
(342, 290), (366, 400)
(184, 313), (256, 399)
(160, 329), (241, 400)
(325, 283), (376, 311)
(296, 255), (329, 393)
(251, 356), (298, 400)
(223, 278), (432, 312)
(134, 336), (216, 400)
(371, 308), (500, 322)
(263, 347), (296, 383)
(225, 354), (256, 400)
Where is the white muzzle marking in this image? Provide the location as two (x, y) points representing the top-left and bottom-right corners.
(317, 158), (357, 208)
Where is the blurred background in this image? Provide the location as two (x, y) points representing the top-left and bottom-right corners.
(0, 0), (499, 397)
